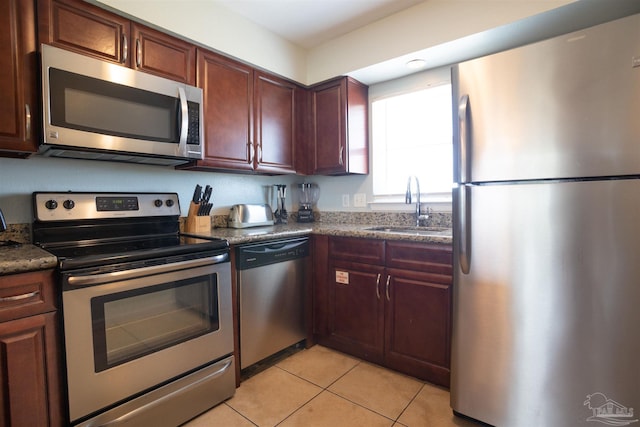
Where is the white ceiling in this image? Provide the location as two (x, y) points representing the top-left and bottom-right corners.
(214, 0), (425, 49)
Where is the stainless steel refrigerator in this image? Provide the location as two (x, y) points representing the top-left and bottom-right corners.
(451, 13), (640, 427)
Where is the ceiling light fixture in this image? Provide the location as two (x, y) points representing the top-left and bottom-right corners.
(406, 59), (426, 70)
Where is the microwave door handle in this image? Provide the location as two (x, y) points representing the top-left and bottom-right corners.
(178, 87), (188, 154)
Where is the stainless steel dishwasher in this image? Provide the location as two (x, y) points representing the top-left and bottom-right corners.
(237, 237), (309, 369)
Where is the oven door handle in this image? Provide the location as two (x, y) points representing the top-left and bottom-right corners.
(99, 358), (233, 426)
(67, 254), (228, 287)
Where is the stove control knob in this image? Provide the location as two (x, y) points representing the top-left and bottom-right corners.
(165, 199), (174, 207)
(154, 199), (163, 207)
(45, 200), (58, 210)
(63, 199), (75, 210)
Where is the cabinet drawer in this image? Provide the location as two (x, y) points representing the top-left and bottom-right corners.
(386, 241), (452, 275)
(329, 237), (384, 264)
(0, 270), (57, 322)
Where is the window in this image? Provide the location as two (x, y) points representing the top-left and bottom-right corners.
(371, 78), (452, 202)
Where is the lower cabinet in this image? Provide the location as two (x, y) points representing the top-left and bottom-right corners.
(0, 270), (63, 426)
(314, 236), (452, 387)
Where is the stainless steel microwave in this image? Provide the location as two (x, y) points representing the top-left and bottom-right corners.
(39, 44), (203, 166)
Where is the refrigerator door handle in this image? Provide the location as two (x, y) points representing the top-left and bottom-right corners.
(459, 185), (471, 274)
(458, 95), (471, 183)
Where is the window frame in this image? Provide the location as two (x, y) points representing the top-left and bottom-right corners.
(368, 66), (453, 210)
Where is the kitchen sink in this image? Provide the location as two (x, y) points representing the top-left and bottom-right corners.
(365, 226), (452, 236)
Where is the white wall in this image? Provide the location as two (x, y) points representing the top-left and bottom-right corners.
(0, 156), (376, 224)
(94, 0), (572, 85)
(306, 0), (572, 84)
(93, 0), (308, 83)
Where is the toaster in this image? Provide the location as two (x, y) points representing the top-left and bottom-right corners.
(227, 204), (275, 228)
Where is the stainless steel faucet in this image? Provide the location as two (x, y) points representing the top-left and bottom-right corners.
(405, 176), (428, 226)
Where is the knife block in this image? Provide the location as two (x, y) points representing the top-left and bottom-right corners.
(185, 202), (211, 235)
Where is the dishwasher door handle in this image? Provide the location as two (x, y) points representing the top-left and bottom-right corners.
(241, 240), (306, 254)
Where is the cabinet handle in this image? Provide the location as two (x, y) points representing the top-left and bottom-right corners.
(258, 143), (263, 163)
(375, 273), (381, 299)
(385, 276), (391, 301)
(25, 104), (31, 140)
(0, 290), (39, 302)
(136, 38), (142, 68)
(248, 142), (254, 163)
(122, 34), (128, 63)
(177, 87), (188, 151)
(338, 145), (344, 166)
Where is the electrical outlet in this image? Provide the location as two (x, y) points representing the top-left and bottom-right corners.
(342, 194), (350, 207)
(353, 193), (366, 207)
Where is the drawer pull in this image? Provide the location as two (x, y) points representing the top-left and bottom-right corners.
(375, 273), (381, 299)
(0, 290), (39, 302)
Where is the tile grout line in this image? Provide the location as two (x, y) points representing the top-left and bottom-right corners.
(272, 353), (403, 426)
(221, 402), (260, 426)
(392, 382), (426, 425)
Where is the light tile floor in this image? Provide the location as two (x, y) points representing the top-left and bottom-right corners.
(183, 345), (483, 427)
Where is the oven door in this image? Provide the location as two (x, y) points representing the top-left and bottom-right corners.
(62, 256), (233, 423)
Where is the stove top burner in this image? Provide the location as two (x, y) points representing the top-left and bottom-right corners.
(44, 234), (229, 270)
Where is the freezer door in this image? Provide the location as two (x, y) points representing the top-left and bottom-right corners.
(451, 179), (640, 426)
(454, 13), (640, 183)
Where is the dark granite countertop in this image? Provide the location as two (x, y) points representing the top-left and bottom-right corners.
(0, 244), (58, 275)
(0, 222), (452, 275)
(200, 223), (453, 246)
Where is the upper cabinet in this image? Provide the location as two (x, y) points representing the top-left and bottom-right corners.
(0, 0), (39, 156)
(38, 0), (196, 84)
(311, 76), (369, 175)
(2, 0), (369, 174)
(180, 49), (300, 174)
(253, 71), (298, 174)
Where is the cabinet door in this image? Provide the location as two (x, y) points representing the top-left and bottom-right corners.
(0, 312), (63, 426)
(0, 0), (39, 155)
(384, 268), (451, 387)
(327, 260), (385, 364)
(193, 50), (254, 171)
(312, 79), (345, 174)
(39, 0), (131, 65)
(253, 72), (297, 174)
(311, 77), (368, 175)
(131, 23), (196, 85)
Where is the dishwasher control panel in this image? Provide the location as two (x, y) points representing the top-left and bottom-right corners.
(236, 237), (309, 270)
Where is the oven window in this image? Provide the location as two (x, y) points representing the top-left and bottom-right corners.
(91, 274), (219, 372)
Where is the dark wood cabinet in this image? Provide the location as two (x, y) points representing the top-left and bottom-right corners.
(188, 50), (254, 172)
(0, 0), (39, 156)
(384, 241), (452, 387)
(38, 0), (196, 84)
(181, 50), (300, 174)
(130, 23), (196, 84)
(316, 236), (452, 386)
(329, 259), (385, 364)
(253, 71), (298, 174)
(0, 270), (63, 426)
(311, 77), (369, 175)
